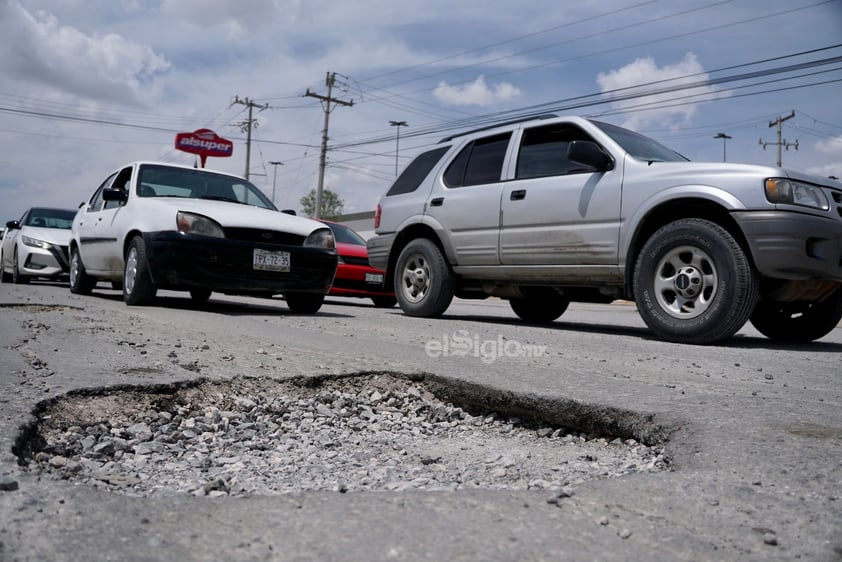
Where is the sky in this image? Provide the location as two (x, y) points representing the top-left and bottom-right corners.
(1, 0), (841, 223)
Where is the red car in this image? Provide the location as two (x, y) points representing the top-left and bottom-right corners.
(319, 220), (396, 308)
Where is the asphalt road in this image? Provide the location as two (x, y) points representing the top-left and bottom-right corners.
(1, 281), (840, 561)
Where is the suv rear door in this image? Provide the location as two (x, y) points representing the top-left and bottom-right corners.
(499, 122), (622, 266)
(425, 132), (511, 266)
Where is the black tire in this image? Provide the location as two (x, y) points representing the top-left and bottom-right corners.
(371, 295), (397, 308)
(123, 236), (157, 305)
(285, 292), (325, 313)
(69, 246), (96, 295)
(189, 288), (212, 302)
(394, 238), (454, 317)
(750, 289), (842, 343)
(510, 289), (570, 323)
(633, 218), (758, 345)
(12, 250), (30, 284)
(0, 250), (11, 283)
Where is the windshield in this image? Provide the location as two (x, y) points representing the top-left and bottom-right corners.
(325, 222), (366, 246)
(136, 165), (277, 210)
(591, 120), (688, 163)
(26, 208), (76, 229)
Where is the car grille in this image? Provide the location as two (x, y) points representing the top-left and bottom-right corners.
(832, 189), (842, 219)
(224, 228), (305, 246)
(341, 255), (370, 266)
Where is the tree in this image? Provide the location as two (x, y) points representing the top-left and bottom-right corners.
(300, 188), (344, 220)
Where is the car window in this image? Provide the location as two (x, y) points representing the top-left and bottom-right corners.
(104, 167), (133, 210)
(443, 133), (510, 187)
(137, 164), (275, 209)
(516, 124), (599, 179)
(26, 209), (75, 229)
(590, 120), (687, 162)
(88, 172), (119, 212)
(327, 223), (366, 246)
(386, 146), (450, 196)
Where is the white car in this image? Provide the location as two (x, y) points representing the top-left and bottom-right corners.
(69, 161), (338, 313)
(1, 207), (76, 284)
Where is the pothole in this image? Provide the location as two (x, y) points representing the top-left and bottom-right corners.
(14, 372), (670, 497)
(0, 303), (81, 313)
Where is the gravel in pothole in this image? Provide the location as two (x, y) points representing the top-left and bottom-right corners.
(23, 373), (667, 497)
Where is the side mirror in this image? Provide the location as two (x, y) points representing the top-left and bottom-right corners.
(281, 209), (297, 215)
(102, 188), (128, 202)
(5, 220), (20, 230)
(568, 141), (613, 171)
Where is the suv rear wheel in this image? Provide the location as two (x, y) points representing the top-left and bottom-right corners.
(394, 238), (454, 317)
(634, 218), (758, 344)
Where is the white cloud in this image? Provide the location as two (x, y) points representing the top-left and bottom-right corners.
(596, 53), (716, 130)
(0, 0), (170, 106)
(433, 76), (521, 107)
(814, 135), (842, 156)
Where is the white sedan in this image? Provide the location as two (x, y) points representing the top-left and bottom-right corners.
(69, 161), (338, 313)
(1, 207), (76, 284)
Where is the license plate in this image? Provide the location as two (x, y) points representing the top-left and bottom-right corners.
(365, 272), (384, 284)
(253, 249), (290, 272)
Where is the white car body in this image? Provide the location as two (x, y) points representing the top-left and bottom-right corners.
(69, 161), (338, 312)
(0, 207), (76, 283)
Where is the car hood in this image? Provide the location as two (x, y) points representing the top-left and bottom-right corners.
(21, 227), (73, 245)
(144, 198), (327, 236)
(336, 241), (367, 258)
(631, 160), (842, 189)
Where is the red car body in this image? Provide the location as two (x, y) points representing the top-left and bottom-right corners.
(320, 220), (396, 308)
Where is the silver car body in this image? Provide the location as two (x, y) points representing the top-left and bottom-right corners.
(368, 114), (842, 343)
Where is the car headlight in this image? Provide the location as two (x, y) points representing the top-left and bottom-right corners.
(21, 235), (51, 249)
(304, 227), (335, 249)
(176, 212), (225, 238)
(765, 178), (830, 210)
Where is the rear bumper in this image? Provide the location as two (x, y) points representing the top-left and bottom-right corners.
(366, 233), (396, 271)
(145, 231), (337, 295)
(735, 210), (842, 282)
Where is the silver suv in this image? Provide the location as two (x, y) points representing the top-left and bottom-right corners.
(367, 115), (842, 344)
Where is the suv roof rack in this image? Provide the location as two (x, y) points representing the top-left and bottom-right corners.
(438, 113), (559, 143)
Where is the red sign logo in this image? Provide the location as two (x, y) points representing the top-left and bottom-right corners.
(174, 128), (233, 167)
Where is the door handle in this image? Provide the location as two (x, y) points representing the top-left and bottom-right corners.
(429, 197), (444, 207)
(510, 189), (527, 201)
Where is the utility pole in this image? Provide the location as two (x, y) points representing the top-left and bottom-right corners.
(389, 120), (408, 176)
(233, 96), (270, 179)
(304, 72), (353, 218)
(268, 161), (283, 204)
(759, 111), (798, 168)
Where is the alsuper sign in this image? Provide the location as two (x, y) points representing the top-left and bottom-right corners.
(174, 128), (233, 167)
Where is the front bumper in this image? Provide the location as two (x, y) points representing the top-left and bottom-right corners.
(144, 231), (337, 295)
(734, 210), (842, 282)
(19, 244), (70, 278)
(329, 263), (393, 298)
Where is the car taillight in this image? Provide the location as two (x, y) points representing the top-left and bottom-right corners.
(374, 203), (381, 229)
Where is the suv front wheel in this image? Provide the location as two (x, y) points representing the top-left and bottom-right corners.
(394, 238), (454, 317)
(633, 218), (758, 344)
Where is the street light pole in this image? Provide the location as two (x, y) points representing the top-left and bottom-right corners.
(389, 120), (408, 176)
(268, 161), (283, 204)
(713, 133), (732, 162)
